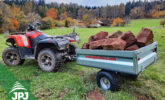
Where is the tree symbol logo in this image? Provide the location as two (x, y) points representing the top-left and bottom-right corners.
(9, 81), (29, 100)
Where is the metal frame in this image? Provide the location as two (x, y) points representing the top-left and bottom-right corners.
(76, 42), (158, 75)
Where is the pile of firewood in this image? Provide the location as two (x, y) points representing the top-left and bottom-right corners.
(82, 28), (154, 51)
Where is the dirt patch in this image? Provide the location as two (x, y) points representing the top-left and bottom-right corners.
(76, 71), (84, 76)
(32, 72), (39, 78)
(35, 89), (54, 98)
(135, 96), (152, 100)
(57, 90), (66, 98)
(87, 90), (104, 100)
(161, 36), (165, 38)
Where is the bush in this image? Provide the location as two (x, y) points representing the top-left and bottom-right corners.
(160, 20), (165, 27)
(100, 18), (112, 26)
(63, 17), (76, 27)
(54, 20), (65, 27)
(41, 17), (54, 29)
(112, 17), (125, 27)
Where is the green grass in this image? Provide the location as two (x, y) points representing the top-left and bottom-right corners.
(0, 18), (165, 100)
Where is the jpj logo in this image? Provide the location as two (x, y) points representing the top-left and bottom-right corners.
(12, 92), (29, 100)
(9, 81), (29, 100)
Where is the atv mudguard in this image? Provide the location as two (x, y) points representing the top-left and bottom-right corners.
(6, 35), (31, 48)
(34, 38), (70, 59)
(34, 40), (59, 59)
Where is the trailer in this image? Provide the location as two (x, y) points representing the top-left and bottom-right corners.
(76, 42), (158, 91)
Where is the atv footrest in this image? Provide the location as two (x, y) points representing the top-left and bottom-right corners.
(24, 55), (35, 59)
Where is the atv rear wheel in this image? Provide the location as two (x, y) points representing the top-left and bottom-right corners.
(2, 47), (24, 66)
(38, 49), (57, 72)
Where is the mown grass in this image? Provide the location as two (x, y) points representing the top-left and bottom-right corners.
(0, 18), (165, 100)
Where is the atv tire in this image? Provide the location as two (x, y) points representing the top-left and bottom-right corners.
(38, 49), (57, 72)
(2, 47), (25, 66)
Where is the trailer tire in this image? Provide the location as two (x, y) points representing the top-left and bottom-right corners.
(97, 71), (120, 91)
(38, 49), (57, 72)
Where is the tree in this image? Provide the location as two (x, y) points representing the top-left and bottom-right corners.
(119, 3), (125, 17)
(100, 18), (112, 26)
(11, 4), (20, 18)
(0, 2), (14, 32)
(112, 17), (124, 26)
(65, 20), (69, 27)
(82, 13), (93, 26)
(152, 10), (165, 18)
(54, 20), (65, 27)
(38, 6), (48, 18)
(26, 12), (41, 24)
(46, 8), (57, 20)
(41, 17), (54, 29)
(0, 9), (3, 33)
(101, 7), (107, 18)
(22, 2), (33, 14)
(11, 18), (19, 31)
(60, 12), (68, 20)
(10, 3), (29, 31)
(158, 10), (165, 18)
(130, 7), (145, 19)
(78, 8), (88, 19)
(63, 17), (76, 27)
(17, 11), (28, 31)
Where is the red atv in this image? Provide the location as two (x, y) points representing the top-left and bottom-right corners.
(2, 23), (80, 72)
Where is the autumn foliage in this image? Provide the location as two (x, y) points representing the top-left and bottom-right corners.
(41, 17), (54, 29)
(63, 17), (76, 27)
(1, 0), (165, 32)
(152, 10), (165, 18)
(46, 8), (57, 20)
(11, 18), (19, 30)
(82, 13), (94, 26)
(112, 17), (124, 26)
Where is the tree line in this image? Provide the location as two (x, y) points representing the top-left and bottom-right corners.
(0, 0), (165, 32)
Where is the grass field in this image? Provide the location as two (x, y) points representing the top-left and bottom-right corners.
(0, 19), (165, 100)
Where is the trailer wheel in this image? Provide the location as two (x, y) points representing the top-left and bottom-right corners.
(96, 71), (120, 91)
(38, 49), (57, 72)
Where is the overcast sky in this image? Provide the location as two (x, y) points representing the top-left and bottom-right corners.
(44, 0), (136, 7)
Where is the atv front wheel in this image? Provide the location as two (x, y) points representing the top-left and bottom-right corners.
(2, 47), (25, 66)
(38, 49), (57, 72)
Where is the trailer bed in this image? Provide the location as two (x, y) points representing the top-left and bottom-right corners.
(76, 42), (158, 75)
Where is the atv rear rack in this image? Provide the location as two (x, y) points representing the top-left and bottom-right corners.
(10, 32), (26, 35)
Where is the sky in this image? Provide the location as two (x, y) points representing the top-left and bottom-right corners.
(44, 0), (135, 7)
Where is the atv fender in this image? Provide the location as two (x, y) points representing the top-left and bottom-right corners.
(35, 43), (58, 59)
(7, 35), (31, 48)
